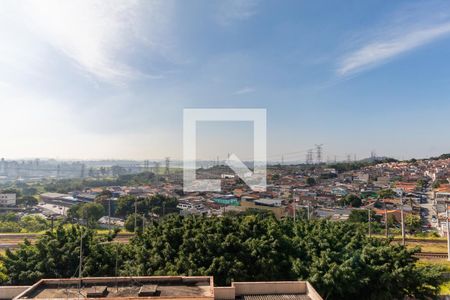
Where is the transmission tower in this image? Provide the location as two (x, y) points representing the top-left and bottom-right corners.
(154, 161), (160, 174)
(144, 160), (149, 171)
(306, 149), (314, 165)
(80, 164), (85, 178)
(165, 157), (170, 175)
(315, 144), (323, 164)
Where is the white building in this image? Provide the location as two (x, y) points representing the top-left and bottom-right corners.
(0, 193), (16, 206)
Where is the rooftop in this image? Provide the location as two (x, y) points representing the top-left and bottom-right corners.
(8, 277), (322, 300)
(14, 276), (214, 299)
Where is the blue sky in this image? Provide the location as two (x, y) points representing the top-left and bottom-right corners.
(1, 0), (450, 161)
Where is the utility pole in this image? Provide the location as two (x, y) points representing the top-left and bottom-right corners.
(134, 198), (137, 233)
(115, 243), (118, 291)
(79, 230), (83, 279)
(78, 227), (87, 293)
(368, 208), (371, 238)
(293, 201), (296, 223)
(162, 201), (166, 217)
(307, 200), (310, 221)
(142, 214), (145, 233)
(384, 201), (389, 238)
(400, 195), (405, 246)
(108, 197), (111, 231)
(446, 197), (450, 261)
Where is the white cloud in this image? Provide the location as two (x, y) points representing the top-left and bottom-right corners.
(337, 3), (450, 76)
(216, 0), (259, 26)
(0, 0), (173, 85)
(234, 86), (255, 95)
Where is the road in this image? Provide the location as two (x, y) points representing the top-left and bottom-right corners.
(419, 187), (438, 230)
(38, 203), (68, 216)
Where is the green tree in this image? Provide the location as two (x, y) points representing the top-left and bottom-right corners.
(20, 215), (49, 232)
(0, 221), (21, 233)
(17, 195), (38, 206)
(0, 225), (118, 285)
(341, 194), (362, 207)
(124, 213), (145, 233)
(348, 210), (369, 223)
(271, 174), (280, 181)
(405, 214), (421, 233)
(68, 203), (105, 227)
(416, 178), (427, 190)
(306, 177), (316, 186)
(80, 203), (105, 227)
(0, 216), (444, 299)
(115, 194), (178, 218)
(378, 189), (397, 199)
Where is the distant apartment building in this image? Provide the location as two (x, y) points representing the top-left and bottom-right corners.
(374, 176), (390, 188)
(353, 173), (369, 183)
(0, 193), (16, 206)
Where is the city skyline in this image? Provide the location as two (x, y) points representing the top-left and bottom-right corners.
(1, 0), (450, 160)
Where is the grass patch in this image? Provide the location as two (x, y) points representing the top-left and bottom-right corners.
(406, 242), (447, 253)
(371, 234), (445, 241)
(417, 259), (450, 271)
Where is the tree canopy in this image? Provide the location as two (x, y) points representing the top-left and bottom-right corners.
(0, 215), (443, 299)
(341, 194), (362, 207)
(115, 194), (178, 218)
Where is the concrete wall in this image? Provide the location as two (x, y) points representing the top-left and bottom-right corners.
(233, 281), (307, 295)
(214, 281), (323, 300)
(240, 200), (286, 219)
(306, 282), (323, 300)
(0, 286), (30, 300)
